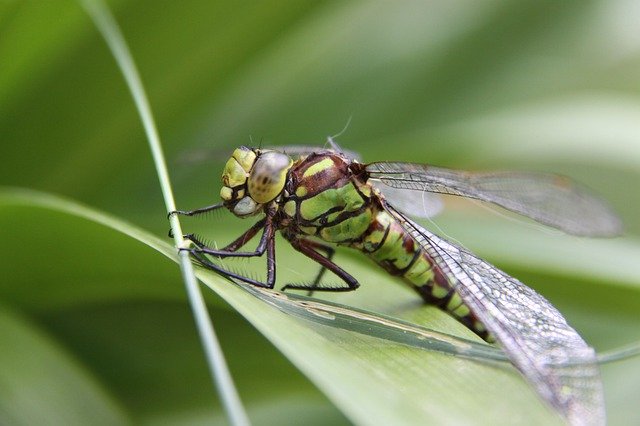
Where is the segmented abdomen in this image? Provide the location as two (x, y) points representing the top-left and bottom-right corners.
(352, 209), (492, 341)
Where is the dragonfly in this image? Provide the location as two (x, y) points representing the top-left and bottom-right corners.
(172, 139), (621, 425)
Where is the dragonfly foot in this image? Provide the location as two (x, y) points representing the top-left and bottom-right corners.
(167, 209), (194, 218)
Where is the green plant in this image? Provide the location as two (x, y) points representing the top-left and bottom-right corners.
(1, 1), (639, 424)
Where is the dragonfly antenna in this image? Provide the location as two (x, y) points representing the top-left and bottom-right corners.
(330, 115), (353, 141)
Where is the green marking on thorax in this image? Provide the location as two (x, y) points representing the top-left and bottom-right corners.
(299, 225), (317, 236)
(283, 200), (296, 217)
(326, 211), (342, 223)
(299, 183), (365, 222)
(302, 158), (335, 179)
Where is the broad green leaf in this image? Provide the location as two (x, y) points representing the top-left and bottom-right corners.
(2, 1), (640, 425)
(4, 187), (640, 425)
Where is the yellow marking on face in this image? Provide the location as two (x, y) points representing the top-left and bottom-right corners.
(232, 147), (257, 173)
(223, 157), (249, 188)
(220, 186), (233, 201)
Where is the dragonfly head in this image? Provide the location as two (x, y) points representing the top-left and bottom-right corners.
(220, 146), (293, 217)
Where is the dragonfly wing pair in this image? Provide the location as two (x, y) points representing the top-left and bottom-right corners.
(367, 161), (619, 425)
(385, 203), (605, 425)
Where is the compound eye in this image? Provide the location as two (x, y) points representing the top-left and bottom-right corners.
(247, 151), (292, 204)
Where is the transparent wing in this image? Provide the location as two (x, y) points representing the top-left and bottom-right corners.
(384, 202), (605, 425)
(372, 182), (443, 219)
(175, 142), (362, 165)
(273, 144), (362, 162)
(367, 162), (622, 237)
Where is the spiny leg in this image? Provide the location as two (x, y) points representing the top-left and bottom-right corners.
(282, 238), (359, 293)
(300, 240), (335, 297)
(167, 202), (226, 237)
(187, 219), (275, 259)
(188, 242), (276, 289)
(182, 215), (277, 287)
(184, 218), (266, 253)
(169, 202), (226, 218)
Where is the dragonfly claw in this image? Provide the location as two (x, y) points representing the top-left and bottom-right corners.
(167, 209), (193, 219)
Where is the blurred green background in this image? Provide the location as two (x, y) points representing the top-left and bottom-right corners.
(1, 0), (640, 424)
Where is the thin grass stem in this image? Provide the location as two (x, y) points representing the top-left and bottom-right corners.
(79, 1), (249, 425)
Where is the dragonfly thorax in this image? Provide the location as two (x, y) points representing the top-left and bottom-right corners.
(220, 146), (293, 217)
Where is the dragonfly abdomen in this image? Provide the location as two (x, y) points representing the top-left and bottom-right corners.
(353, 208), (492, 341)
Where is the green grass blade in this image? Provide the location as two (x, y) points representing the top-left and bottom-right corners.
(78, 1), (249, 425)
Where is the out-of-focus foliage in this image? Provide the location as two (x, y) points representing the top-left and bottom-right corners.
(1, 1), (639, 424)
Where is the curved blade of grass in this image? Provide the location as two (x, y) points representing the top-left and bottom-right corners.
(78, 1), (249, 425)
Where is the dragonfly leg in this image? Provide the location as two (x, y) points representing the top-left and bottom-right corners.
(281, 238), (359, 293)
(300, 241), (335, 297)
(183, 218), (266, 254)
(187, 247), (276, 288)
(184, 218), (271, 259)
(181, 214), (277, 288)
(167, 202), (226, 237)
(168, 202), (226, 218)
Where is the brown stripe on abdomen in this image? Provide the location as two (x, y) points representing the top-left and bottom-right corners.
(354, 209), (493, 342)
